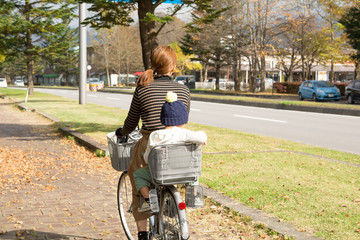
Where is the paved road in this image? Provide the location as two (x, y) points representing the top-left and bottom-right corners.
(27, 88), (360, 156)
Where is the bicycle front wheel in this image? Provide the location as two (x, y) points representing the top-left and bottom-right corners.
(159, 186), (189, 240)
(117, 172), (137, 240)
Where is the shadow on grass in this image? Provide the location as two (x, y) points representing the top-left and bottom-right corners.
(62, 122), (121, 134)
(26, 99), (71, 103)
(0, 229), (101, 240)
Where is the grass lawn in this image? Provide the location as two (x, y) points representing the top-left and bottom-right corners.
(1, 88), (360, 239)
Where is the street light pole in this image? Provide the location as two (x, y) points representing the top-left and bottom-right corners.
(79, 3), (87, 105)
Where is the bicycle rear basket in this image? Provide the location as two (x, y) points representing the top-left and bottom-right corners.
(107, 130), (142, 171)
(148, 143), (202, 185)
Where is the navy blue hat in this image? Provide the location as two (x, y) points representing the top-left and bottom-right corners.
(161, 91), (188, 126)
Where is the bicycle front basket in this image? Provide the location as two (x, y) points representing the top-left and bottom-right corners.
(107, 130), (142, 171)
(148, 143), (203, 185)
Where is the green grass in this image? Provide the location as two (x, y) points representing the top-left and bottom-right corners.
(2, 88), (360, 239)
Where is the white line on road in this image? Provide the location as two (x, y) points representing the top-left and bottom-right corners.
(234, 114), (287, 123)
(106, 97), (121, 101)
(87, 95), (98, 98)
(190, 108), (201, 112)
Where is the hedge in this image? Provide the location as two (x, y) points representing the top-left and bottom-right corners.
(274, 81), (349, 96)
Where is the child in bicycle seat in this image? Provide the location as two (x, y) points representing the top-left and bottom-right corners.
(134, 91), (207, 212)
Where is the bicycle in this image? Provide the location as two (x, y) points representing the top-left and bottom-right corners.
(107, 129), (204, 240)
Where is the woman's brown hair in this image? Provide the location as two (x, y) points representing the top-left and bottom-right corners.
(137, 45), (177, 87)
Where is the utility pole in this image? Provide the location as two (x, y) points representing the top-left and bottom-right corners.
(79, 3), (87, 105)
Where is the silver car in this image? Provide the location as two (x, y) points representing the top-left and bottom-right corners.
(14, 80), (25, 86)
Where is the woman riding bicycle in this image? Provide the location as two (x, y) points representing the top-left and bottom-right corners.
(116, 45), (190, 240)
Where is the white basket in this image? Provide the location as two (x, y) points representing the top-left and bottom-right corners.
(107, 130), (142, 171)
(148, 143), (202, 185)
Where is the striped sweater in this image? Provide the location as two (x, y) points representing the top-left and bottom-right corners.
(121, 76), (191, 135)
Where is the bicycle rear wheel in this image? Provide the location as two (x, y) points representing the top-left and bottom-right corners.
(159, 186), (189, 240)
(117, 172), (137, 240)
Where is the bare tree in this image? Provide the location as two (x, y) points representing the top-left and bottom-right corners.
(245, 0), (279, 92)
(90, 28), (113, 85)
(110, 26), (142, 85)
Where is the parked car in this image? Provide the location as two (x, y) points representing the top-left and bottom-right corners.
(345, 79), (360, 104)
(14, 80), (25, 86)
(174, 75), (194, 85)
(0, 78), (7, 88)
(298, 80), (341, 102)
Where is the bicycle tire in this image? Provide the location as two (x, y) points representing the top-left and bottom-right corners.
(117, 172), (137, 240)
(159, 186), (189, 240)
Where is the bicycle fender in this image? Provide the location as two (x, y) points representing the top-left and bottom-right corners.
(168, 186), (190, 240)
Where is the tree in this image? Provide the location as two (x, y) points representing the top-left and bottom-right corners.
(180, 0), (232, 89)
(245, 0), (279, 92)
(110, 26), (142, 85)
(273, 16), (303, 82)
(315, 0), (351, 82)
(340, 4), (360, 78)
(169, 42), (202, 75)
(180, 33), (212, 82)
(90, 28), (114, 85)
(0, 0), (77, 95)
(222, 0), (249, 91)
(80, 0), (222, 70)
(157, 15), (186, 46)
(42, 21), (79, 86)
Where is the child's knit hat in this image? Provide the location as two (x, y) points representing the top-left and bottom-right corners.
(161, 91), (188, 126)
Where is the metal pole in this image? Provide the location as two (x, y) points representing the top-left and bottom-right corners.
(79, 3), (87, 105)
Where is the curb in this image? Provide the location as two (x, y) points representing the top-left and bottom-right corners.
(1, 95), (322, 240)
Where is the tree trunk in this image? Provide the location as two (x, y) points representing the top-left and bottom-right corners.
(27, 60), (34, 95)
(215, 63), (221, 90)
(260, 55), (266, 91)
(355, 60), (360, 79)
(138, 0), (158, 70)
(233, 54), (240, 91)
(204, 64), (208, 82)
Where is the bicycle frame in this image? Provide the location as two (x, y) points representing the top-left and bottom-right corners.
(149, 185), (189, 240)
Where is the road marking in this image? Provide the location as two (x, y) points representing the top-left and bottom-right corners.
(87, 95), (98, 98)
(106, 97), (121, 101)
(191, 108), (200, 112)
(234, 114), (287, 123)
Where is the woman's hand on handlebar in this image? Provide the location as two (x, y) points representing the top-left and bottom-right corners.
(115, 127), (123, 137)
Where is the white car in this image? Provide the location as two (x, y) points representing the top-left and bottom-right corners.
(0, 78), (7, 88)
(14, 80), (25, 86)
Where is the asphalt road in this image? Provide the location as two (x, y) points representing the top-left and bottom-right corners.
(28, 88), (360, 156)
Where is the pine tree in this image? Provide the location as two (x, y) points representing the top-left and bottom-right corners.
(340, 5), (360, 78)
(0, 0), (77, 94)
